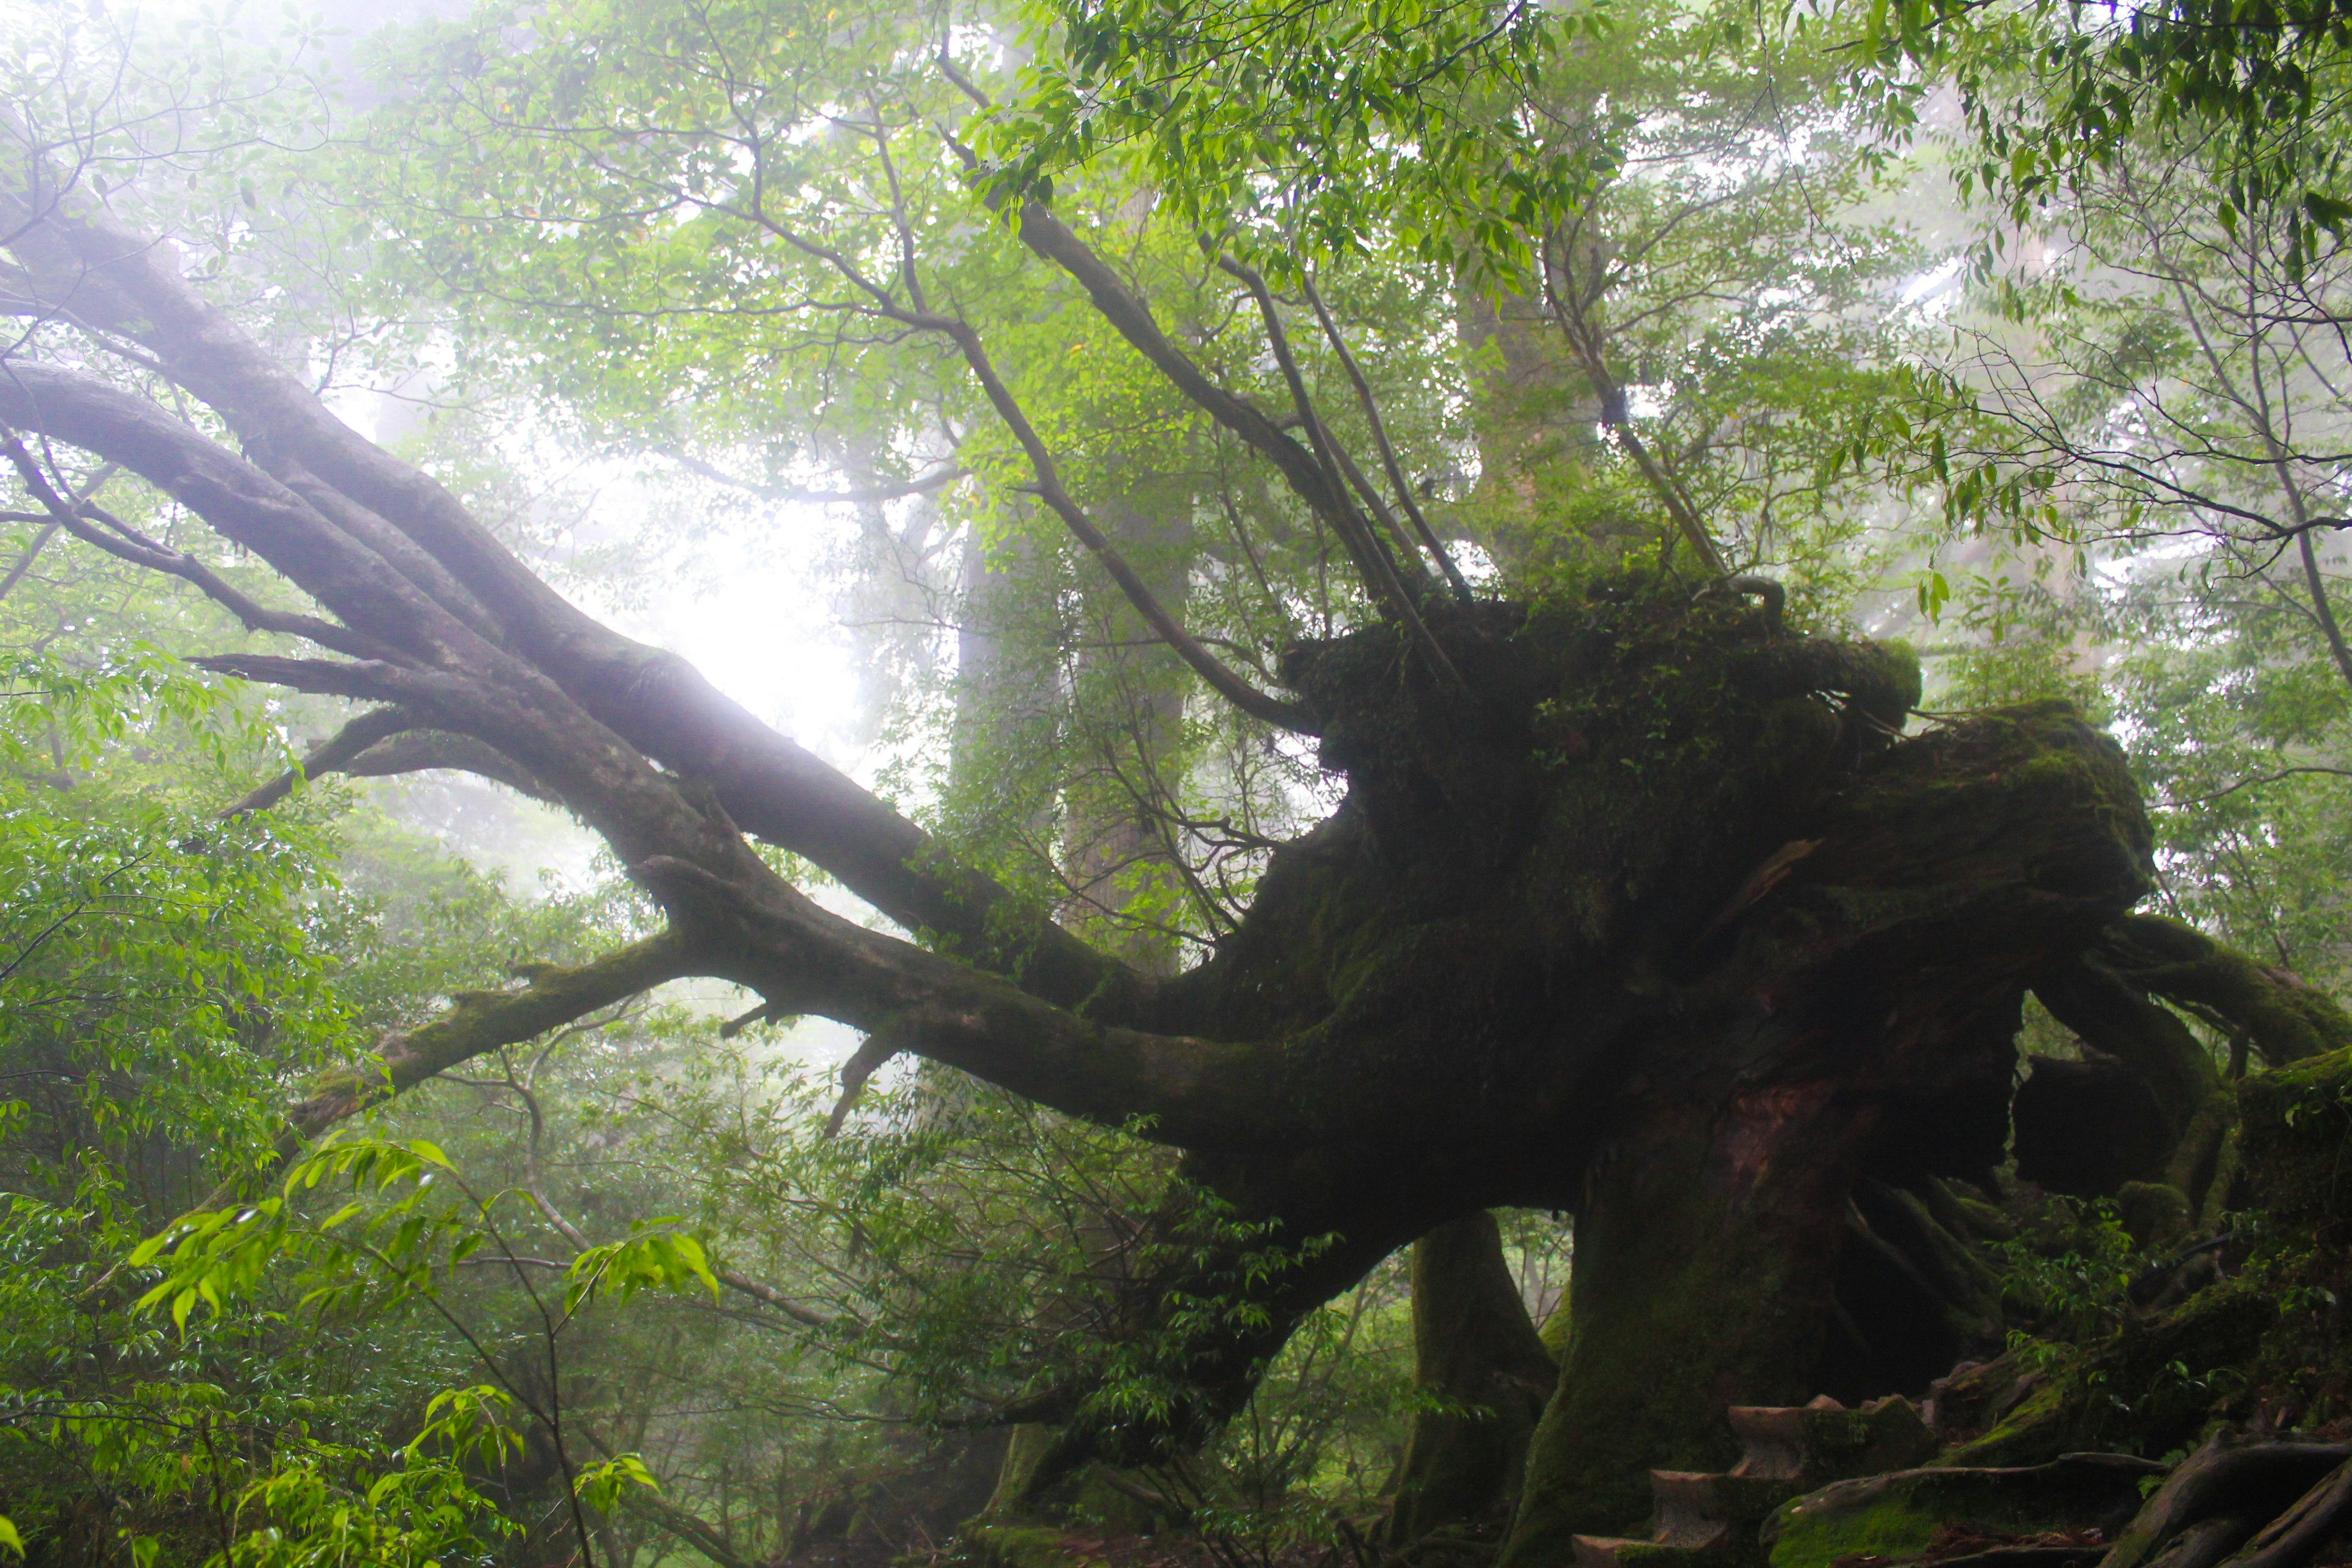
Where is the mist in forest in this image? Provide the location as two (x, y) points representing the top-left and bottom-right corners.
(4, 0), (2351, 1566)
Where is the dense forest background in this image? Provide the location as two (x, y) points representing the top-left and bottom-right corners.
(2, 0), (2350, 1562)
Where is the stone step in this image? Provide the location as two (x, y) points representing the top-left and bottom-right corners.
(1570, 1397), (1940, 1568)
(1725, 1394), (1935, 1483)
(1649, 1470), (1805, 1539)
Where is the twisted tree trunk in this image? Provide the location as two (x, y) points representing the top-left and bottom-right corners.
(0, 180), (2250, 1564)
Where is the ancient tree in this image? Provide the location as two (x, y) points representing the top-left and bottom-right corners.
(1, 159), (2337, 1562)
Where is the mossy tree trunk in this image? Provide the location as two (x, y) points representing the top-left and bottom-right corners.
(1502, 1086), (1872, 1552)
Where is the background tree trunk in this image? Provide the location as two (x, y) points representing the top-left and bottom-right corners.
(1389, 1212), (1560, 1545)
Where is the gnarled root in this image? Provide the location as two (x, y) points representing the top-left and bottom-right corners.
(2102, 1433), (2352, 1568)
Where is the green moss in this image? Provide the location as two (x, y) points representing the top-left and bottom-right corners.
(1765, 1492), (1939, 1568)
(981, 1425), (1058, 1520)
(1539, 1293), (1574, 1361)
(2239, 1045), (2352, 1227)
(1763, 1457), (2166, 1568)
(1940, 1372), (2075, 1468)
(1607, 1544), (1753, 1568)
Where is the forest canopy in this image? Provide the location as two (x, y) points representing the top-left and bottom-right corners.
(3, 0), (2351, 1565)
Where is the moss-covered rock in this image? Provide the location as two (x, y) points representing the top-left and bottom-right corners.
(1758, 1454), (2165, 1568)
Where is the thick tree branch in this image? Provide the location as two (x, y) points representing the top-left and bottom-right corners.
(231, 707), (560, 814)
(1, 197), (1153, 1021)
(0, 364), (485, 665)
(0, 429), (404, 662)
(225, 705), (418, 815)
(341, 730), (558, 802)
(2098, 911), (2352, 1067)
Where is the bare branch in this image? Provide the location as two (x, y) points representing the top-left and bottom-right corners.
(935, 314), (1319, 733)
(1297, 275), (1474, 603)
(822, 1027), (901, 1137)
(663, 448), (968, 505)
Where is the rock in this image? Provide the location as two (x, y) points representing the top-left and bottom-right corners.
(1730, 1395), (1940, 1483)
(1759, 1452), (2168, 1568)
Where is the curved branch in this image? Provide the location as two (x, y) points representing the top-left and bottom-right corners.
(2098, 912), (2352, 1067)
(286, 930), (699, 1141)
(341, 730), (559, 802)
(225, 705), (417, 815)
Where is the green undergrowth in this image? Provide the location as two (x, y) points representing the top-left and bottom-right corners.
(1938, 1045), (2352, 1467)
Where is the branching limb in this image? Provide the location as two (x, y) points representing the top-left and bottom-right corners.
(934, 314), (1319, 733)
(1006, 201), (1366, 544)
(0, 456), (111, 605)
(225, 706), (417, 815)
(822, 1027), (903, 1137)
(187, 652), (440, 706)
(285, 930), (699, 1142)
(0, 364), (487, 666)
(1213, 257), (1430, 597)
(4, 198), (1153, 1019)
(1539, 242), (1727, 574)
(2098, 912), (2352, 1067)
(338, 730), (557, 803)
(1215, 256), (1471, 703)
(0, 430), (404, 662)
(6, 184), (1300, 1152)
